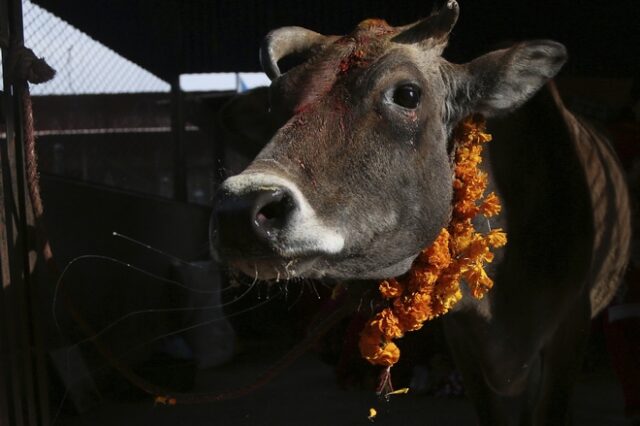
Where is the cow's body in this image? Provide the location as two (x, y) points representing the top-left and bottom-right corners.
(444, 84), (630, 424)
(212, 2), (631, 424)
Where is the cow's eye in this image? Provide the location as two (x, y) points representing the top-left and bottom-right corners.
(392, 84), (421, 109)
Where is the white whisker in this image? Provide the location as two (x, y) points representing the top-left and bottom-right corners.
(52, 254), (225, 337)
(252, 263), (259, 286)
(310, 281), (321, 299)
(112, 231), (209, 270)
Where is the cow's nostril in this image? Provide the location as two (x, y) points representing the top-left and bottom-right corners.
(252, 190), (294, 238)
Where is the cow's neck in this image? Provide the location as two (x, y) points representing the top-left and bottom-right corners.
(358, 116), (507, 370)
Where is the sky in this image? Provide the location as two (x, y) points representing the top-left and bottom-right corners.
(2, 0), (270, 95)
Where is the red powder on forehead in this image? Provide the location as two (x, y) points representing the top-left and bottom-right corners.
(290, 38), (358, 114)
(338, 46), (367, 74)
(291, 19), (395, 114)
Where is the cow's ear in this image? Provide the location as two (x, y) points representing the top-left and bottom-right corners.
(450, 40), (567, 119)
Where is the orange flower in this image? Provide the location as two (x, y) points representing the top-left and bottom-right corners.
(407, 270), (438, 292)
(359, 115), (505, 369)
(370, 308), (404, 339)
(487, 229), (507, 248)
(451, 221), (474, 252)
(466, 237), (490, 262)
(393, 292), (432, 331)
(358, 327), (400, 366)
(432, 287), (462, 314)
(359, 328), (384, 358)
(464, 264), (494, 298)
(379, 278), (403, 298)
(454, 199), (479, 219)
(376, 341), (400, 366)
(480, 192), (502, 217)
(424, 229), (451, 270)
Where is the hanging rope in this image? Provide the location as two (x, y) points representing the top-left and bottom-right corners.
(8, 46), (56, 266)
(9, 46), (55, 216)
(9, 46), (56, 85)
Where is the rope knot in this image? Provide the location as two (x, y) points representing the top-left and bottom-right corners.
(10, 46), (55, 84)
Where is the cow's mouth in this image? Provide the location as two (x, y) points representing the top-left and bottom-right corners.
(227, 256), (319, 281)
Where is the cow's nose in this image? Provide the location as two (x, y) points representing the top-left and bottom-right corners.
(212, 188), (296, 252)
(251, 189), (295, 238)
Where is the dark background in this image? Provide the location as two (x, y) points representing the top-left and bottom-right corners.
(33, 0), (640, 80)
(2, 1), (636, 425)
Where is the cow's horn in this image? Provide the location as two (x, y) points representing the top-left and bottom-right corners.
(392, 0), (459, 49)
(260, 26), (326, 80)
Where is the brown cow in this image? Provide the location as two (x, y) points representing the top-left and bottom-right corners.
(212, 1), (631, 424)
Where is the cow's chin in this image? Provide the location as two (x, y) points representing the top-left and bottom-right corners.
(228, 257), (320, 281)
(227, 250), (419, 284)
(318, 252), (419, 281)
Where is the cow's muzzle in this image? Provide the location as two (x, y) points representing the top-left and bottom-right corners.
(210, 172), (344, 276)
(212, 187), (295, 257)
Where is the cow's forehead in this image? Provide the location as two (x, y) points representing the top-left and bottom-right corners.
(275, 17), (449, 117)
(279, 20), (408, 113)
(336, 19), (400, 68)
(352, 18), (397, 38)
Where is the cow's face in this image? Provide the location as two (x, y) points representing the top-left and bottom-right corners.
(212, 0), (566, 281)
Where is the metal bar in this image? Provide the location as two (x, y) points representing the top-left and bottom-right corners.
(0, 0), (51, 423)
(6, 1), (38, 422)
(8, 0), (50, 420)
(10, 65), (40, 426)
(13, 85), (50, 426)
(171, 79), (187, 202)
(0, 45), (26, 426)
(0, 154), (12, 425)
(0, 129), (15, 426)
(0, 266), (14, 426)
(0, 43), (10, 424)
(14, 77), (51, 426)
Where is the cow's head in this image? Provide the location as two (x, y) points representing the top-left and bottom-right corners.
(212, 0), (566, 281)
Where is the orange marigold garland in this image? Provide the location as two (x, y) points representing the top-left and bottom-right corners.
(359, 115), (507, 390)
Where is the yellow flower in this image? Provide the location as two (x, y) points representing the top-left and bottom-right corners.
(368, 408), (377, 421)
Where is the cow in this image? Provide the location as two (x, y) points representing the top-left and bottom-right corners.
(211, 1), (631, 424)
